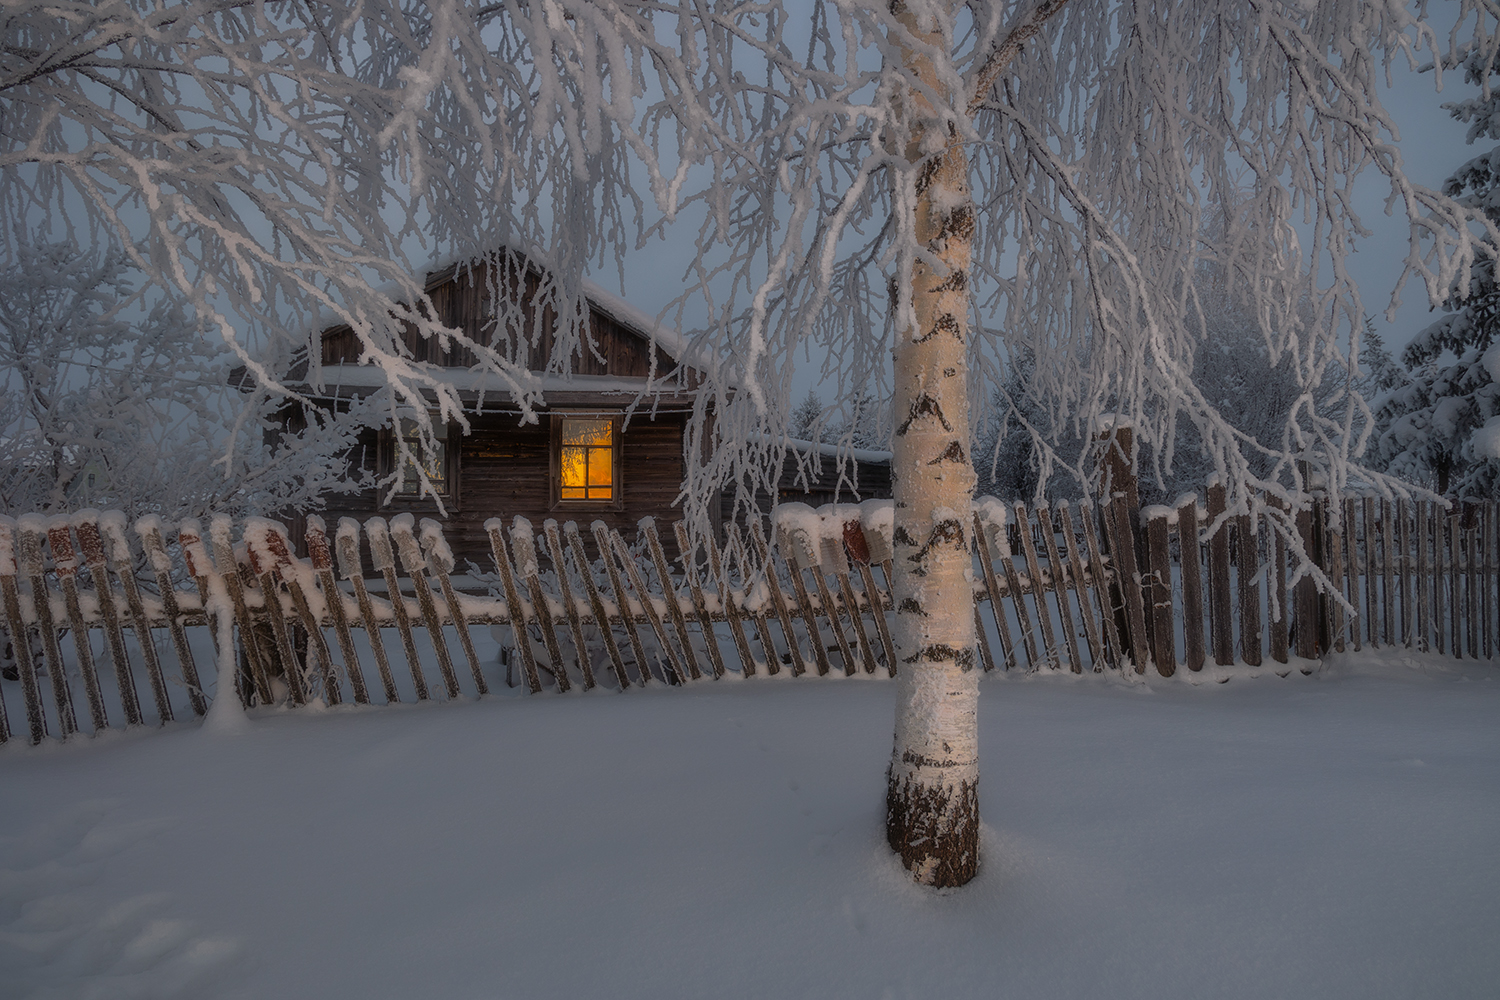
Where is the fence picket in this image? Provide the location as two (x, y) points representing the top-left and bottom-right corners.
(1449, 513), (1462, 657)
(76, 516), (144, 724)
(642, 519), (702, 681)
(211, 518), (274, 705)
(565, 522), (629, 689)
(336, 519), (400, 704)
(997, 518), (1039, 670)
(1015, 505), (1061, 669)
(612, 526), (687, 685)
(393, 515), (462, 698)
(845, 519), (896, 674)
(1058, 504), (1105, 672)
(48, 519), (110, 729)
(1397, 500), (1412, 648)
(747, 521), (803, 677)
(1177, 498), (1206, 672)
(1294, 504), (1318, 661)
(827, 524), (878, 675)
(971, 511), (1018, 671)
(591, 521), (657, 685)
(1144, 511), (1175, 676)
(366, 518), (429, 700)
(18, 518), (74, 732)
(776, 522), (834, 677)
(510, 519), (569, 693)
(1236, 510), (1263, 667)
(98, 514), (173, 724)
(244, 523), (308, 706)
(1078, 502), (1122, 671)
(702, 524), (760, 677)
(1269, 509), (1289, 668)
(266, 524), (343, 706)
(547, 520), (596, 690)
(0, 517), (44, 743)
(1206, 484), (1234, 666)
(1107, 502), (1151, 672)
(487, 518), (543, 693)
(1465, 506), (1480, 659)
(673, 521), (729, 680)
(734, 525), (787, 676)
(138, 520), (207, 715)
(1326, 508), (1346, 654)
(306, 516), (370, 704)
(1037, 506), (1083, 674)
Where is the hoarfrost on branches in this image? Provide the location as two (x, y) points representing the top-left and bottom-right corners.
(0, 238), (362, 522)
(4, 1), (1498, 529)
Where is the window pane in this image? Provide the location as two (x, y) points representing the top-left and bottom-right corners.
(561, 417), (611, 448)
(396, 416), (447, 495)
(561, 446), (587, 489)
(587, 449), (612, 487)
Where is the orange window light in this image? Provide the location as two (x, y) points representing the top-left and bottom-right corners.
(560, 417), (614, 500)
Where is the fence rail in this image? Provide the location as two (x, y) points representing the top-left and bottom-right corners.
(0, 493), (1496, 746)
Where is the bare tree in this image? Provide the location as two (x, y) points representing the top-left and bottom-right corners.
(0, 237), (364, 522)
(5, 0), (1499, 886)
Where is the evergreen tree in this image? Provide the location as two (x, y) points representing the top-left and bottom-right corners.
(1376, 50), (1500, 497)
(789, 390), (824, 444)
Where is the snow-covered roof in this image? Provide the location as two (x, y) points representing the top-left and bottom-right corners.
(784, 436), (892, 465)
(296, 364), (698, 406)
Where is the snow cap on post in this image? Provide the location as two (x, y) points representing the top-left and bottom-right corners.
(772, 503), (820, 571)
(859, 499), (894, 565)
(134, 515), (175, 575)
(71, 510), (106, 569)
(388, 513), (426, 574)
(179, 519), (212, 580)
(0, 516), (15, 576)
(419, 519), (455, 574)
(336, 518), (365, 580)
(364, 517), (394, 572)
(97, 511), (133, 567)
(509, 517), (539, 579)
(46, 516), (78, 578)
(972, 497), (1010, 559)
(818, 507), (852, 575)
(304, 514), (333, 572)
(243, 517), (291, 575)
(17, 515), (47, 576)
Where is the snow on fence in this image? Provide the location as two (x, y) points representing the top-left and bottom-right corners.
(0, 493), (1496, 745)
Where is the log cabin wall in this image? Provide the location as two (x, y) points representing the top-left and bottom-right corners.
(317, 412), (689, 571)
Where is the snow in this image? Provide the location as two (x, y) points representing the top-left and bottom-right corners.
(1473, 415), (1500, 461)
(300, 364), (698, 400)
(0, 649), (1495, 998)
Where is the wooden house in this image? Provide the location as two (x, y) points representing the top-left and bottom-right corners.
(251, 253), (890, 571)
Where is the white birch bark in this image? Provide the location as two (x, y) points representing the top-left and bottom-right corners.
(885, 0), (981, 888)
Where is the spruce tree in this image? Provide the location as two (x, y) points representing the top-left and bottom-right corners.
(1376, 50), (1500, 497)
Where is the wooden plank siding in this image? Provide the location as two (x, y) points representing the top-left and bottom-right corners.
(318, 412), (689, 570)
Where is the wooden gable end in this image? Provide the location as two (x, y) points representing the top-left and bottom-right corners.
(319, 259), (683, 380)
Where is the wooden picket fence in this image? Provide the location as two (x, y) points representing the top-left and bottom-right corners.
(0, 491), (1496, 746)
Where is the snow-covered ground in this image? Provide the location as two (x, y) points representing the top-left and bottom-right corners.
(1, 650), (1496, 999)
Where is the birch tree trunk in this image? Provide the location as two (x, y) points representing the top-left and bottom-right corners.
(885, 1), (981, 888)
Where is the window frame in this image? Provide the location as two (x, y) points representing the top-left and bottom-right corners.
(378, 414), (461, 509)
(550, 410), (624, 511)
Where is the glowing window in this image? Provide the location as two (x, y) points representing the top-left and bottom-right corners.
(558, 416), (615, 501)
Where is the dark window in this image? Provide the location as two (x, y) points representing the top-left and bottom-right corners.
(381, 416), (458, 504)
